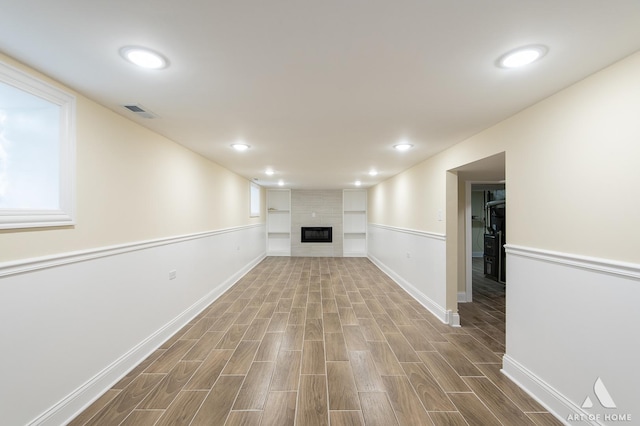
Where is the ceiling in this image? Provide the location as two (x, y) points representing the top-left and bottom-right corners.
(1, 1), (639, 189)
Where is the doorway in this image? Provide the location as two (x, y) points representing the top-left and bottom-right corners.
(447, 152), (506, 346)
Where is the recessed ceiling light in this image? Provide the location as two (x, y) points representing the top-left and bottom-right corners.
(278, 180), (284, 186)
(265, 168), (275, 175)
(497, 45), (548, 69)
(355, 180), (362, 187)
(231, 143), (250, 151)
(119, 46), (168, 70)
(369, 170), (378, 176)
(393, 143), (413, 151)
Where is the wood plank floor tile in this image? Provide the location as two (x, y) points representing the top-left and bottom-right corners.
(233, 361), (276, 410)
(85, 374), (164, 426)
(221, 340), (260, 375)
(323, 312), (342, 333)
(226, 411), (263, 425)
(243, 318), (269, 340)
(373, 313), (400, 334)
(304, 318), (324, 341)
(182, 331), (224, 361)
(255, 332), (283, 361)
(385, 332), (421, 362)
(262, 391), (297, 426)
(382, 375), (434, 425)
(271, 350), (301, 391)
(401, 362), (456, 411)
(190, 375), (244, 425)
(145, 340), (197, 374)
(67, 389), (120, 425)
(412, 319), (449, 343)
(417, 351), (470, 392)
(289, 307), (306, 325)
(427, 411), (468, 426)
(297, 375), (329, 426)
(325, 332), (349, 361)
(208, 312), (239, 331)
(359, 392), (399, 426)
(448, 392), (502, 426)
(302, 340), (326, 374)
(397, 324), (436, 352)
(330, 410), (365, 426)
(281, 324), (304, 350)
(475, 363), (547, 412)
(154, 390), (207, 426)
(352, 303), (373, 319)
(349, 350), (385, 391)
(215, 324), (249, 349)
(367, 341), (404, 375)
(343, 325), (368, 351)
(73, 257), (550, 426)
(267, 312), (290, 332)
(443, 333), (502, 363)
(256, 302), (277, 319)
(327, 362), (361, 410)
(431, 341), (482, 377)
(139, 361), (201, 409)
(527, 412), (566, 426)
(463, 376), (536, 425)
(358, 318), (385, 341)
(184, 349), (233, 390)
(181, 317), (217, 340)
(119, 409), (164, 426)
(338, 307), (359, 325)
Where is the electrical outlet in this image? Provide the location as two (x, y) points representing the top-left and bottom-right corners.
(406, 252), (411, 258)
(169, 270), (177, 280)
(437, 209), (443, 221)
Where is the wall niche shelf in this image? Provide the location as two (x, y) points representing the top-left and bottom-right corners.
(343, 189), (367, 257)
(267, 189), (291, 256)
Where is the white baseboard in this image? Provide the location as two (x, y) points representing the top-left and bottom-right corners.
(368, 253), (449, 325)
(50, 252), (265, 426)
(0, 225), (267, 426)
(502, 355), (599, 426)
(503, 246), (640, 426)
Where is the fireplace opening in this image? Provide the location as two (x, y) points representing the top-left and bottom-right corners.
(301, 227), (332, 243)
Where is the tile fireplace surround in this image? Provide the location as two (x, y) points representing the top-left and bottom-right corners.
(291, 190), (343, 257)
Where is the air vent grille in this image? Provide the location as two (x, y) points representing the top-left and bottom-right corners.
(122, 104), (158, 119)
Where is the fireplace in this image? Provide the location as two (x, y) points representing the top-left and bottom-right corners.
(301, 227), (332, 243)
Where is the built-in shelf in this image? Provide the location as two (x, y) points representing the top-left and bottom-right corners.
(343, 189), (367, 257)
(267, 189), (291, 256)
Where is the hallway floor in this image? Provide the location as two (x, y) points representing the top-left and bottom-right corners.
(69, 257), (561, 426)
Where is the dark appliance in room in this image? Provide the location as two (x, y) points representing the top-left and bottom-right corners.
(301, 227), (332, 243)
(484, 197), (506, 283)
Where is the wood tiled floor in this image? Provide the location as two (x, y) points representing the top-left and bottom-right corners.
(69, 257), (562, 425)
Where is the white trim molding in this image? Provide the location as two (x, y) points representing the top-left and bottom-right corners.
(0, 223), (264, 278)
(368, 223), (446, 241)
(0, 60), (76, 229)
(504, 245), (639, 426)
(0, 224), (267, 426)
(367, 223), (452, 325)
(505, 244), (640, 280)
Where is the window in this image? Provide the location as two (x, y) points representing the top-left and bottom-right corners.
(250, 182), (260, 217)
(0, 60), (76, 229)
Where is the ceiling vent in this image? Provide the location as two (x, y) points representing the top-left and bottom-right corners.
(122, 104), (158, 119)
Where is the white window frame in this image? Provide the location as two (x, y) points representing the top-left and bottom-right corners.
(0, 61), (76, 229)
(250, 182), (261, 217)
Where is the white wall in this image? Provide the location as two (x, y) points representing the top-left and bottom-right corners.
(368, 51), (640, 423)
(0, 226), (265, 426)
(368, 224), (454, 325)
(0, 53), (267, 426)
